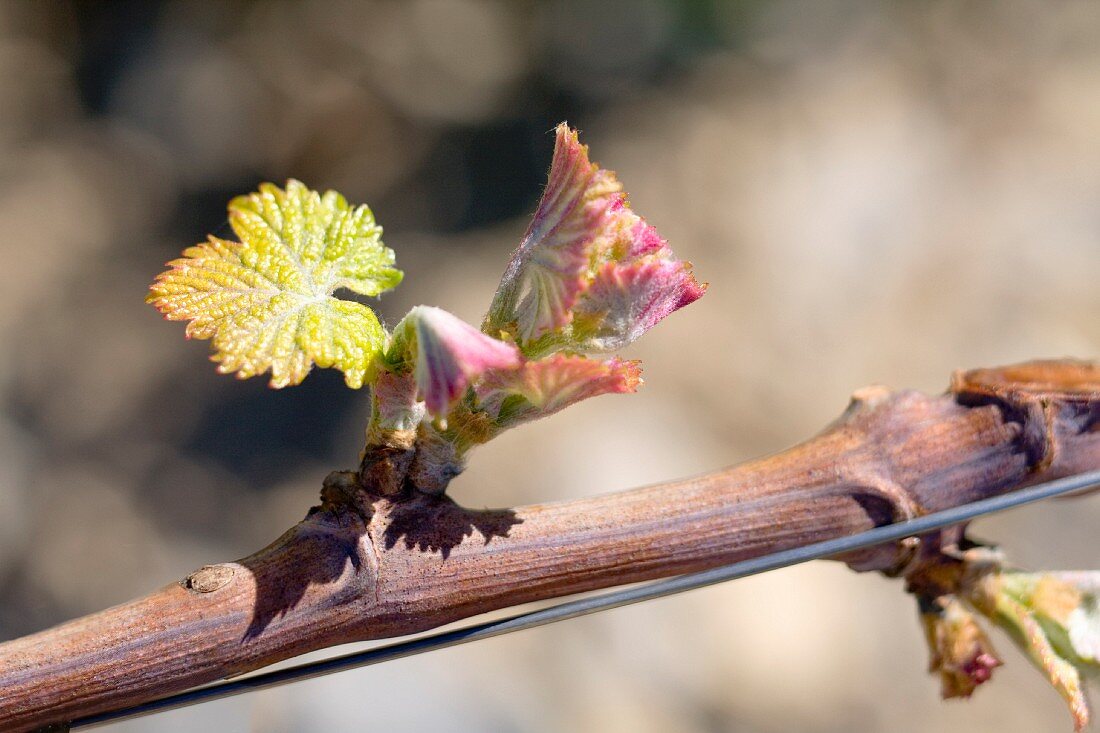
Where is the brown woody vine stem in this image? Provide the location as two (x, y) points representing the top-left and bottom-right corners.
(2, 359), (1100, 732)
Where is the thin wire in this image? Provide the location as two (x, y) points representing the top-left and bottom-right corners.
(70, 470), (1100, 730)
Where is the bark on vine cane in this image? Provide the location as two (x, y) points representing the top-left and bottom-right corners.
(2, 359), (1099, 733)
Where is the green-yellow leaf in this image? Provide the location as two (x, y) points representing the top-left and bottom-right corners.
(147, 180), (402, 388)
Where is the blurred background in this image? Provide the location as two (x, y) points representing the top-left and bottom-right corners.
(2, 0), (1100, 731)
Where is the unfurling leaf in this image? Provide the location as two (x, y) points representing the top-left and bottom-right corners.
(574, 253), (706, 352)
(476, 355), (642, 429)
(389, 306), (521, 418)
(968, 571), (1100, 731)
(389, 353), (642, 493)
(484, 123), (705, 356)
(148, 180), (402, 388)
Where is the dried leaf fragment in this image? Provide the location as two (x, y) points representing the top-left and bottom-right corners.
(919, 594), (1003, 699)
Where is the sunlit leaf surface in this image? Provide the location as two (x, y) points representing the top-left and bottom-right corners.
(148, 180), (402, 388)
(485, 123), (704, 355)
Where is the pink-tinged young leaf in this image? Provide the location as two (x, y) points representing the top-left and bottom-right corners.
(484, 124), (705, 353)
(575, 249), (706, 351)
(486, 124), (618, 342)
(477, 355), (642, 427)
(393, 306), (521, 418)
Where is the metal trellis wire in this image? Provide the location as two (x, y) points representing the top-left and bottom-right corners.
(68, 469), (1100, 730)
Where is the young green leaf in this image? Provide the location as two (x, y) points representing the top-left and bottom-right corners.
(968, 570), (1100, 731)
(147, 180), (402, 388)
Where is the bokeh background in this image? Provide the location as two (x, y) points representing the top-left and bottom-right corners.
(2, 1), (1100, 731)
